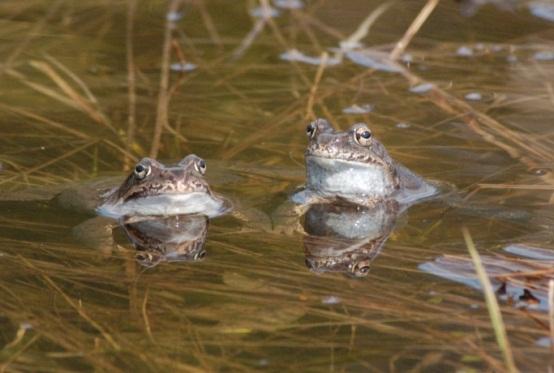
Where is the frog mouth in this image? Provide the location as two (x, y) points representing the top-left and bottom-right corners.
(306, 154), (371, 167)
(96, 192), (231, 219)
(305, 150), (387, 166)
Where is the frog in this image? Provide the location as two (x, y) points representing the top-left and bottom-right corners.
(96, 155), (229, 219)
(291, 118), (439, 208)
(0, 154), (231, 252)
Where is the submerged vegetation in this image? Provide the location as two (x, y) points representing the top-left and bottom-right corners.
(0, 0), (554, 371)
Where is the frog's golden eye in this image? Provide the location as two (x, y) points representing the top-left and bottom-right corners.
(194, 159), (207, 175)
(306, 122), (317, 138)
(351, 260), (371, 277)
(354, 127), (372, 146)
(134, 163), (151, 180)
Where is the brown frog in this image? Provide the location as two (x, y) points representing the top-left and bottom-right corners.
(97, 155), (229, 219)
(0, 155), (230, 252)
(292, 118), (438, 207)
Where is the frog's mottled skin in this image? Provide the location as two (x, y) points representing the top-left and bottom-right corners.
(293, 118), (437, 207)
(97, 155), (229, 219)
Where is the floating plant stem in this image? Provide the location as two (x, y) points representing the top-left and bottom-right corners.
(305, 52), (328, 120)
(125, 0), (137, 170)
(150, 0), (183, 158)
(549, 280), (554, 355)
(390, 0), (440, 60)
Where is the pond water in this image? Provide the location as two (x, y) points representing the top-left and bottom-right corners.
(0, 0), (553, 371)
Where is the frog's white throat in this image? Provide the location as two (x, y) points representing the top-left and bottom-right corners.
(96, 192), (229, 219)
(305, 155), (396, 200)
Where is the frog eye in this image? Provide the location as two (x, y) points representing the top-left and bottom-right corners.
(354, 127), (372, 146)
(134, 163), (151, 180)
(194, 159), (207, 175)
(352, 262), (371, 277)
(306, 122), (317, 138)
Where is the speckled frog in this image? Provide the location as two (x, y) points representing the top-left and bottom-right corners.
(96, 154), (228, 219)
(0, 154), (230, 252)
(292, 118), (438, 207)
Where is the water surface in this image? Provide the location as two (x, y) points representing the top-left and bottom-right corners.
(0, 0), (553, 371)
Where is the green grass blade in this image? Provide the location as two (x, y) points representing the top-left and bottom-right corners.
(462, 226), (518, 373)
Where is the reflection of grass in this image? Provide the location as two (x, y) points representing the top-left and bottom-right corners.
(1, 227), (550, 371)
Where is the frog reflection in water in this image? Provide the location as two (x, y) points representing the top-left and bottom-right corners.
(292, 118), (438, 208)
(302, 201), (399, 278)
(123, 214), (208, 268)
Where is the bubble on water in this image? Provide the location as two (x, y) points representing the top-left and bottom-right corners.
(345, 50), (402, 73)
(396, 122), (411, 129)
(456, 46), (474, 57)
(250, 6), (280, 18)
(464, 92), (482, 101)
(533, 51), (554, 61)
(166, 11), (183, 22)
(273, 0), (304, 9)
(322, 295), (341, 305)
(170, 62), (197, 72)
(40, 146), (46, 150)
(280, 49), (341, 66)
(506, 54), (518, 63)
(409, 83), (434, 94)
(528, 2), (554, 22)
(257, 358), (270, 366)
(342, 104), (373, 114)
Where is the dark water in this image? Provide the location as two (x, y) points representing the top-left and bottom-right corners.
(1, 0), (554, 371)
